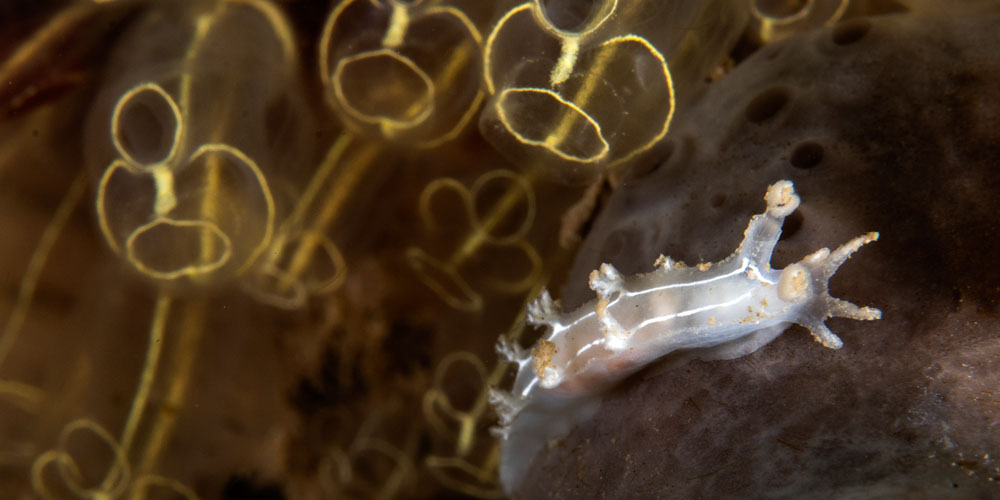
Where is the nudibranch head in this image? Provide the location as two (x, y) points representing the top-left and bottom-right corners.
(778, 263), (812, 303)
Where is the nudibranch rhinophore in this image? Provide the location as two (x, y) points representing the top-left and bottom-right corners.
(490, 180), (882, 494)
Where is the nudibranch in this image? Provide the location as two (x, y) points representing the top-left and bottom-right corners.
(490, 180), (881, 494)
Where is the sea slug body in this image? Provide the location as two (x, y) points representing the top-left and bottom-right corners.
(490, 180), (882, 494)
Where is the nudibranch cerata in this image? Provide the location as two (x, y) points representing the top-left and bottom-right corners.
(490, 180), (881, 494)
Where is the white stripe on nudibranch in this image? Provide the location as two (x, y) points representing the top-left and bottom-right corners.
(490, 180), (881, 495)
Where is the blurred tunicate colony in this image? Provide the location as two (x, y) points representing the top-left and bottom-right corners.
(1, 0), (999, 499)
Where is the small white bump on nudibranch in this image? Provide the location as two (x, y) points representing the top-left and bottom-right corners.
(489, 388), (526, 426)
(777, 263), (812, 303)
(654, 254), (673, 269)
(764, 180), (801, 217)
(532, 339), (564, 387)
(526, 288), (560, 326)
(595, 297), (631, 351)
(588, 263), (625, 299)
(496, 335), (529, 364)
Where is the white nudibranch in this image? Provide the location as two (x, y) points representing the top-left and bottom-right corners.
(489, 180), (881, 494)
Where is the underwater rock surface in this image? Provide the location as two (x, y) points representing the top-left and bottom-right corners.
(521, 4), (1000, 499)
